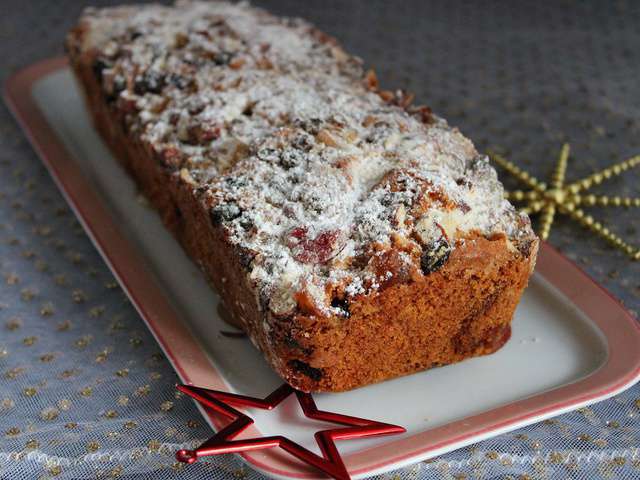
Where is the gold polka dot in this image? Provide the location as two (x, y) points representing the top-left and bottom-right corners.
(59, 369), (78, 379)
(108, 318), (126, 333)
(56, 320), (71, 332)
(116, 369), (129, 377)
(40, 353), (55, 363)
(22, 336), (37, 346)
(5, 367), (25, 380)
(0, 348), (8, 359)
(64, 422), (78, 429)
(5, 273), (19, 285)
(485, 451), (498, 460)
(117, 395), (129, 406)
(53, 274), (68, 286)
(67, 251), (84, 264)
(47, 465), (62, 476)
(86, 441), (101, 452)
(95, 348), (111, 363)
(36, 226), (53, 237)
(578, 433), (592, 441)
(25, 439), (40, 449)
(150, 372), (162, 380)
(74, 335), (93, 349)
(109, 465), (123, 478)
(160, 401), (174, 412)
(6, 318), (22, 331)
(123, 421), (137, 430)
(20, 288), (36, 301)
(57, 399), (72, 411)
(129, 338), (143, 347)
(79, 387), (93, 397)
(130, 449), (144, 460)
(135, 385), (151, 397)
(549, 452), (564, 463)
(1, 398), (15, 411)
(103, 410), (118, 419)
(40, 302), (55, 317)
(40, 407), (59, 421)
(5, 427), (20, 437)
(71, 289), (87, 303)
(23, 387), (37, 397)
(233, 467), (248, 479)
(147, 440), (161, 451)
(89, 306), (106, 318)
(186, 420), (198, 428)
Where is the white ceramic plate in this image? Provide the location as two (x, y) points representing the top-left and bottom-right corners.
(6, 59), (640, 479)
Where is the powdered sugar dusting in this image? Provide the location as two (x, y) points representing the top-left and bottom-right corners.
(75, 0), (535, 318)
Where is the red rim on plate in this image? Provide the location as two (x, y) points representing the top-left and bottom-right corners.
(5, 57), (640, 479)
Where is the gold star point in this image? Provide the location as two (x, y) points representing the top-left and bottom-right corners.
(488, 143), (640, 260)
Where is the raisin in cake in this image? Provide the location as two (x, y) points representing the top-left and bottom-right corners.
(66, 0), (538, 392)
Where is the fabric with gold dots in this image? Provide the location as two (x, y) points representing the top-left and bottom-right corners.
(1, 0), (640, 479)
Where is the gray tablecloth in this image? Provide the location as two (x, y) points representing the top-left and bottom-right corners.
(1, 1), (639, 479)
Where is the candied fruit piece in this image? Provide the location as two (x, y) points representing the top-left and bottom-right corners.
(286, 227), (343, 264)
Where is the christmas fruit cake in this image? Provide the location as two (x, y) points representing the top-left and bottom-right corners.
(66, 1), (538, 392)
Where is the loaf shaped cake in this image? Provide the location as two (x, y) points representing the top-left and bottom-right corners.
(66, 1), (538, 392)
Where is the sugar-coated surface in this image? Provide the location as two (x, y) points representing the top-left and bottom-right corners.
(76, 0), (533, 317)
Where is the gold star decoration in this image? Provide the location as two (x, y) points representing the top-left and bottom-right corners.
(488, 144), (640, 260)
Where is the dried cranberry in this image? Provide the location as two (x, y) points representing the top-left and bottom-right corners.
(158, 147), (183, 170)
(286, 227), (343, 264)
(184, 124), (220, 145)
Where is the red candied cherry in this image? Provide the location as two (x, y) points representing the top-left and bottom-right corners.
(286, 227), (343, 264)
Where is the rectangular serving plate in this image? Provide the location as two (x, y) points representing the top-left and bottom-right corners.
(5, 58), (640, 479)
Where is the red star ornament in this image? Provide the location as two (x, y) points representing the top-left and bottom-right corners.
(175, 383), (405, 480)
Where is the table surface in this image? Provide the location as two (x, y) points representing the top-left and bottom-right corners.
(1, 1), (639, 479)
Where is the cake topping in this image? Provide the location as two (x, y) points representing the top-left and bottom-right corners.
(74, 0), (535, 318)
